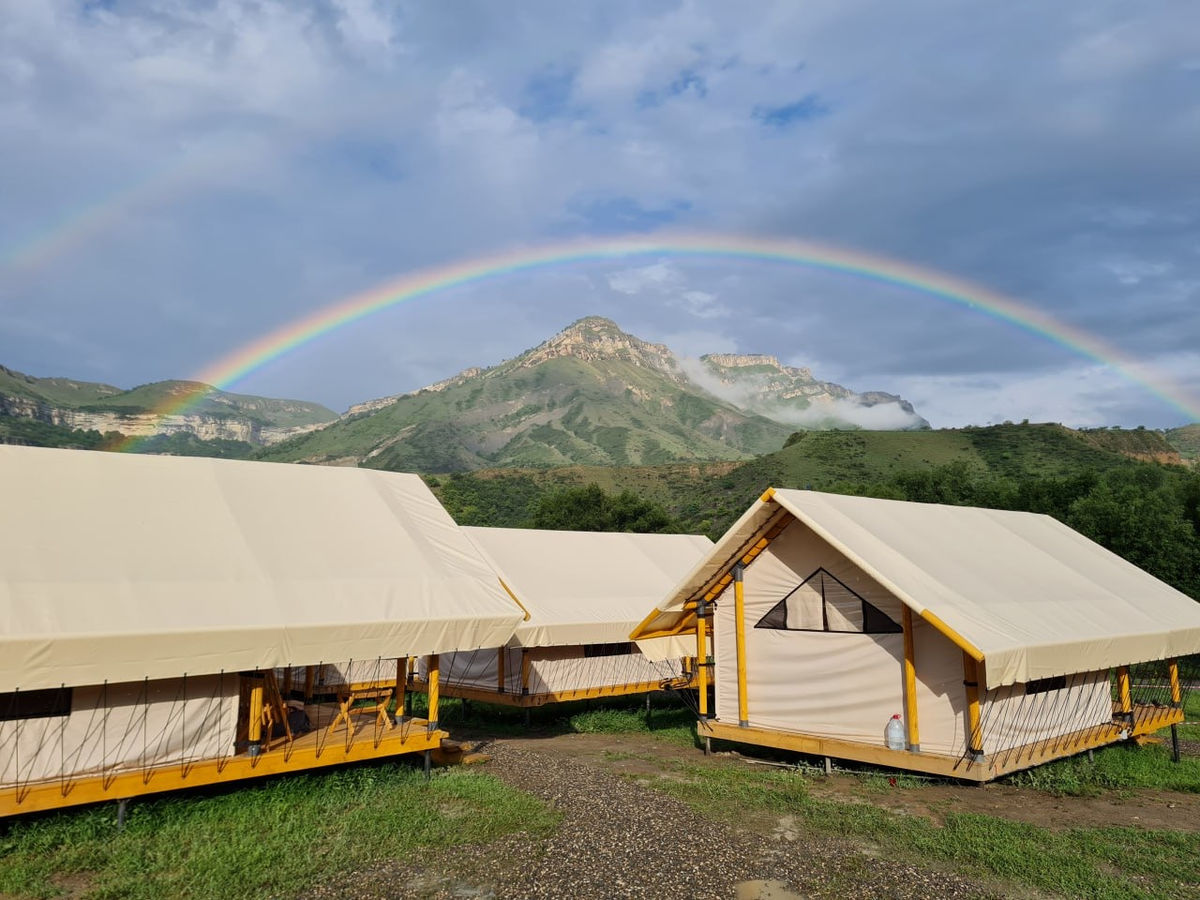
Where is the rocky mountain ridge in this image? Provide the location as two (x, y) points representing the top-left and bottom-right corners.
(258, 317), (929, 471)
(0, 365), (336, 447)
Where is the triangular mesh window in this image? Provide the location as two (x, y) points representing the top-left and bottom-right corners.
(755, 567), (901, 634)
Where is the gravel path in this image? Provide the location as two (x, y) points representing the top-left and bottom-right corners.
(316, 739), (1002, 899)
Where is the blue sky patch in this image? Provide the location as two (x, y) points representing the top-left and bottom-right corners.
(753, 93), (831, 127)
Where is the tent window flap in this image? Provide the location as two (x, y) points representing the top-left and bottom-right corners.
(755, 567), (900, 635)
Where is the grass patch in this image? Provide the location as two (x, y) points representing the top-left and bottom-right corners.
(1006, 739), (1200, 796)
(412, 692), (702, 748)
(650, 762), (1200, 899)
(0, 762), (556, 899)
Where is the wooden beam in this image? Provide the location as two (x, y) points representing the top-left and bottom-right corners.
(920, 609), (984, 663)
(0, 721), (447, 817)
(733, 563), (749, 727)
(426, 654), (440, 730)
(700, 703), (1184, 784)
(247, 678), (264, 749)
(303, 665), (316, 703)
(406, 675), (683, 708)
(901, 606), (920, 752)
(1117, 666), (1132, 717)
(395, 657), (405, 723)
(963, 653), (983, 760)
(696, 600), (709, 720)
(498, 577), (531, 621)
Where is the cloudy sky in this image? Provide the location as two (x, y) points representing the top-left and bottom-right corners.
(2, 0), (1198, 428)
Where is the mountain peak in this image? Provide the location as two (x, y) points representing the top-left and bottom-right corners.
(520, 317), (678, 374)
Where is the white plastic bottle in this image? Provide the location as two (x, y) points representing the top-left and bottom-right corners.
(885, 713), (906, 750)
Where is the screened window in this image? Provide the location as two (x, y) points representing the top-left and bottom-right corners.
(583, 642), (635, 658)
(755, 567), (900, 634)
(0, 688), (72, 721)
(1024, 676), (1067, 695)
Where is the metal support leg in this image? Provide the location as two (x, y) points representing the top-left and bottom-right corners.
(1087, 749), (1094, 763)
(704, 736), (711, 756)
(524, 708), (531, 728)
(1171, 724), (1180, 763)
(824, 756), (832, 776)
(116, 798), (129, 830)
(423, 749), (432, 780)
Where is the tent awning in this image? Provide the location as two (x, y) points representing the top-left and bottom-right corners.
(0, 446), (525, 691)
(461, 526), (712, 652)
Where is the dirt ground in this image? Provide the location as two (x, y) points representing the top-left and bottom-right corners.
(505, 730), (1200, 834)
(305, 727), (1200, 899)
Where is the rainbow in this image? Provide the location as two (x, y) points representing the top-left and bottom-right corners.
(117, 233), (1200, 449)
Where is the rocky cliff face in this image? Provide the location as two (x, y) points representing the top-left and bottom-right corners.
(0, 367), (336, 447)
(696, 352), (929, 430)
(0, 393), (325, 444)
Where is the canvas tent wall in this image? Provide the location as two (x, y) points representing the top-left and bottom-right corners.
(632, 488), (1200, 780)
(0, 446), (524, 815)
(409, 527), (713, 707)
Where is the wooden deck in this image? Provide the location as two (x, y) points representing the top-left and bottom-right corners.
(407, 674), (695, 708)
(0, 715), (446, 817)
(700, 702), (1185, 782)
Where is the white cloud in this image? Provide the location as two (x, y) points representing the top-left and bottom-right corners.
(0, 0), (1197, 428)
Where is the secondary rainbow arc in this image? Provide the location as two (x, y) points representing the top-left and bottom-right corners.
(117, 233), (1200, 450)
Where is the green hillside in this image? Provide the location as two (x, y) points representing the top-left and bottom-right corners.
(431, 424), (1185, 535)
(1167, 424), (1200, 461)
(0, 365), (335, 426)
(74, 380), (336, 426)
(259, 335), (792, 470)
(432, 422), (1200, 599)
(0, 365), (122, 407)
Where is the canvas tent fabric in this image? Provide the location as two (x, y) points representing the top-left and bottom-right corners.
(707, 519), (1117, 756)
(460, 527), (713, 656)
(0, 446), (524, 693)
(636, 489), (1200, 687)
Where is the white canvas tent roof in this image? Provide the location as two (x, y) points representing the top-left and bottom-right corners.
(633, 489), (1200, 686)
(461, 526), (712, 657)
(0, 446), (525, 692)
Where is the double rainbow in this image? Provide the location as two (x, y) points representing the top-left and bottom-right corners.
(117, 233), (1200, 449)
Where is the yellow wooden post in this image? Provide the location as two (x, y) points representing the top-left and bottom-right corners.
(247, 677), (264, 756)
(963, 653), (983, 761)
(520, 649), (531, 695)
(1117, 666), (1133, 718)
(497, 646), (506, 693)
(426, 654), (440, 731)
(282, 667), (293, 698)
(696, 600), (709, 720)
(902, 606), (920, 752)
(394, 657), (406, 725)
(1168, 659), (1182, 708)
(303, 665), (316, 703)
(733, 563), (749, 727)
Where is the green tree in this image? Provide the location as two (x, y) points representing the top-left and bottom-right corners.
(528, 483), (677, 533)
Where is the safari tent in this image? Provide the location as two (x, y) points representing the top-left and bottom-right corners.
(0, 445), (524, 816)
(631, 488), (1200, 781)
(407, 527), (714, 708)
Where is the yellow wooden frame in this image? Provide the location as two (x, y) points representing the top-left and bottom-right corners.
(901, 606), (919, 752)
(1, 719), (447, 817)
(407, 672), (695, 709)
(700, 700), (1184, 782)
